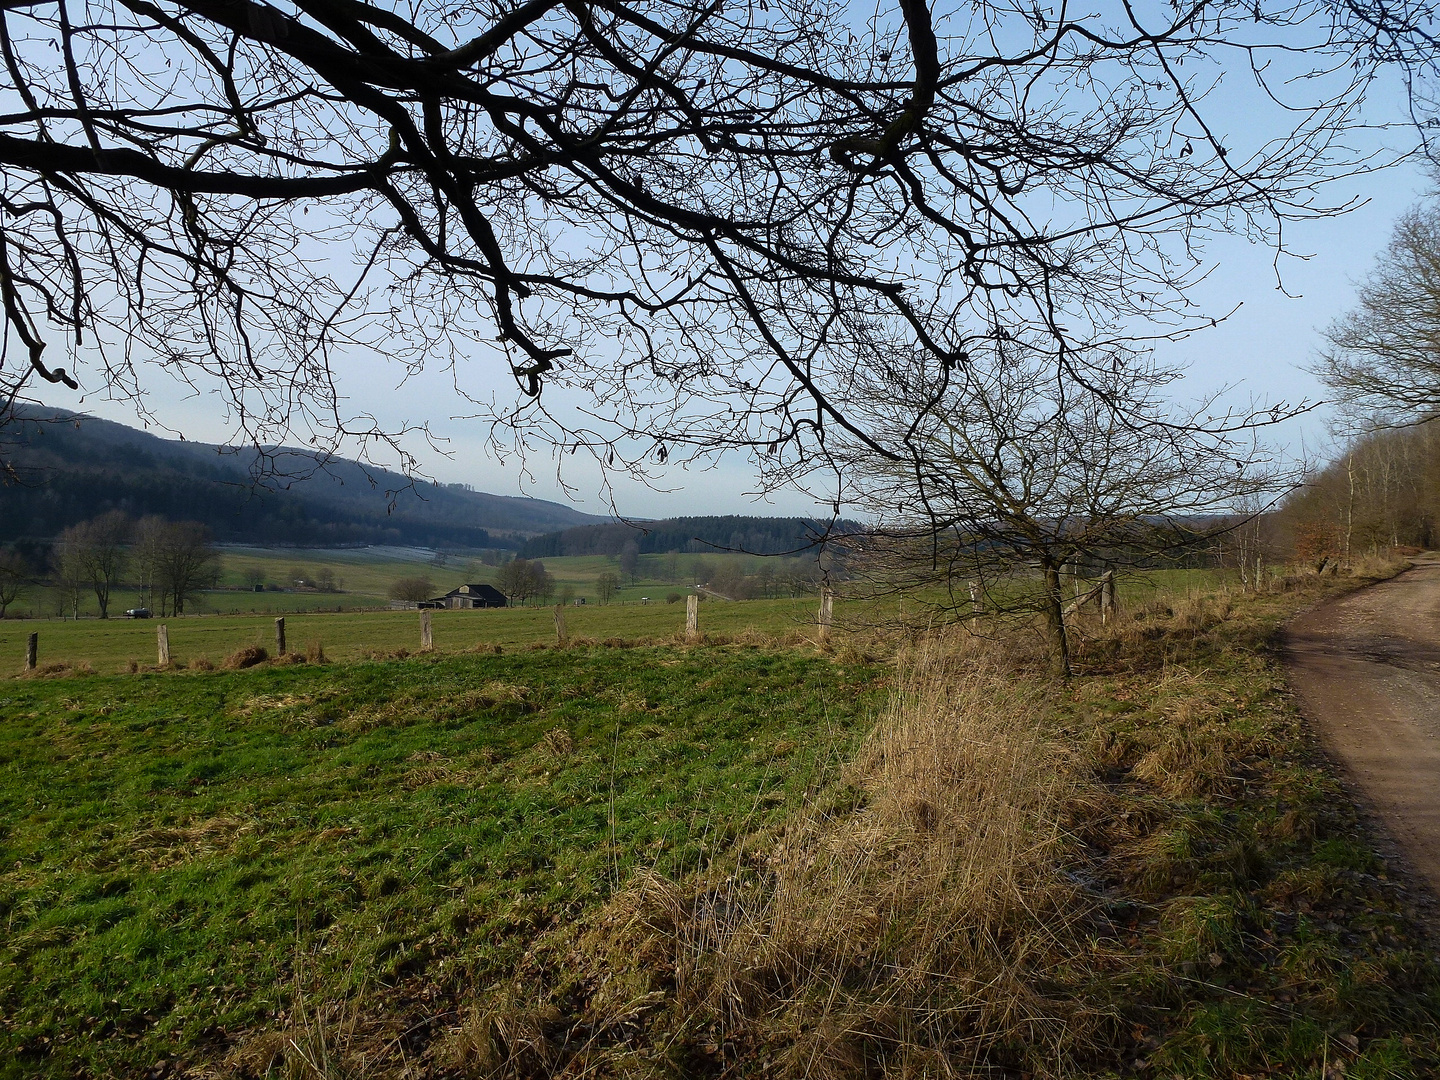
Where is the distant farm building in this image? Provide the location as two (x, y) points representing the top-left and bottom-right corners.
(428, 583), (507, 609)
(391, 583), (508, 610)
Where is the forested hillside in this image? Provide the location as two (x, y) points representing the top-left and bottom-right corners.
(0, 409), (605, 547)
(517, 515), (857, 558)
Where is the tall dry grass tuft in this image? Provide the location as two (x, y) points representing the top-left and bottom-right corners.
(481, 635), (1102, 1078)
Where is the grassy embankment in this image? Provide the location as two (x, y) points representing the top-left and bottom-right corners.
(3, 561), (1437, 1078)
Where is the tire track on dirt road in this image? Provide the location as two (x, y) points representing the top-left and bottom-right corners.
(1285, 555), (1440, 900)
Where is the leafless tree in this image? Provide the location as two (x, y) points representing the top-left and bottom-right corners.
(160, 521), (221, 614)
(0, 548), (28, 616)
(55, 526), (89, 617)
(595, 570), (619, 604)
(132, 516), (219, 614)
(0, 0), (1408, 492)
(388, 574), (436, 602)
(131, 515), (166, 612)
(833, 342), (1289, 674)
(618, 541), (640, 585)
(56, 510), (131, 617)
(1277, 422), (1440, 558)
(499, 557), (553, 605)
(1316, 202), (1440, 427)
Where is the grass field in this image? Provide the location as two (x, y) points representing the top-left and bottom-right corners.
(8, 544), (780, 620)
(0, 645), (885, 1079)
(0, 596), (850, 673)
(10, 562), (1424, 1079)
(3, 555), (1239, 675)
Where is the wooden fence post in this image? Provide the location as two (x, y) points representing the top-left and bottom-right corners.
(1100, 570), (1117, 623)
(968, 579), (982, 616)
(157, 624), (170, 666)
(554, 604), (568, 645)
(25, 632), (36, 671)
(818, 587), (834, 643)
(420, 610), (433, 650)
(274, 617), (286, 657)
(686, 594), (699, 641)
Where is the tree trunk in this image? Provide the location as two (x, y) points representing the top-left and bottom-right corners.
(1345, 453), (1355, 567)
(1043, 563), (1071, 678)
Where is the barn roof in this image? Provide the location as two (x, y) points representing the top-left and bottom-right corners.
(439, 582), (507, 602)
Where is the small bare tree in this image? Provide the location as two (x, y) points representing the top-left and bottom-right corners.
(131, 516), (166, 614)
(832, 343), (1289, 676)
(55, 528), (88, 619)
(131, 518), (219, 616)
(57, 511), (131, 618)
(595, 572), (620, 605)
(499, 558), (553, 607)
(0, 549), (29, 617)
(388, 576), (436, 603)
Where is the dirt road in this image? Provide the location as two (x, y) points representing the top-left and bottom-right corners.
(1285, 555), (1440, 896)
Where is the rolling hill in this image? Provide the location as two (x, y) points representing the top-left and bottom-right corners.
(0, 407), (607, 547)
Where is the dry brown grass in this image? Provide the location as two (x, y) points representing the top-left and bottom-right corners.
(220, 964), (390, 1080)
(337, 680), (536, 734)
(20, 659), (95, 678)
(539, 726), (574, 756)
(1349, 551), (1412, 581)
(128, 815), (253, 870)
(473, 634), (1103, 1078)
(401, 750), (479, 791)
(223, 643), (269, 669)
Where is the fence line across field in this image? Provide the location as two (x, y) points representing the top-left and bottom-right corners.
(12, 590), (876, 670)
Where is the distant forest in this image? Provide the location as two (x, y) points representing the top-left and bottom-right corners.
(1274, 424), (1440, 560)
(0, 408), (602, 548)
(517, 516), (858, 559)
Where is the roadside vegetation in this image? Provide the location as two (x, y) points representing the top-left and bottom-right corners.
(3, 557), (1438, 1078)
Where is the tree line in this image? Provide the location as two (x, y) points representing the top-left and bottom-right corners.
(517, 518), (857, 560)
(1274, 195), (1440, 565)
(0, 512), (220, 618)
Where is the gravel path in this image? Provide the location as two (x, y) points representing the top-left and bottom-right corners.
(1285, 555), (1440, 896)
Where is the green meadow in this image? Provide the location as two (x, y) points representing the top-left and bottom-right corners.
(2, 554), (1238, 675)
(0, 645), (885, 1079)
(9, 544), (795, 620)
(2, 561), (1438, 1079)
(1, 597), (847, 673)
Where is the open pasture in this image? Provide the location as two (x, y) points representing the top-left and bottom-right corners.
(0, 645), (883, 1078)
(2, 596), (846, 674)
(2, 564), (1246, 675)
(2, 562), (1437, 1079)
(10, 545), (776, 620)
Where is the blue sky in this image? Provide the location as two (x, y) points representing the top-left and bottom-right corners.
(48, 156), (1426, 520)
(27, 26), (1437, 521)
